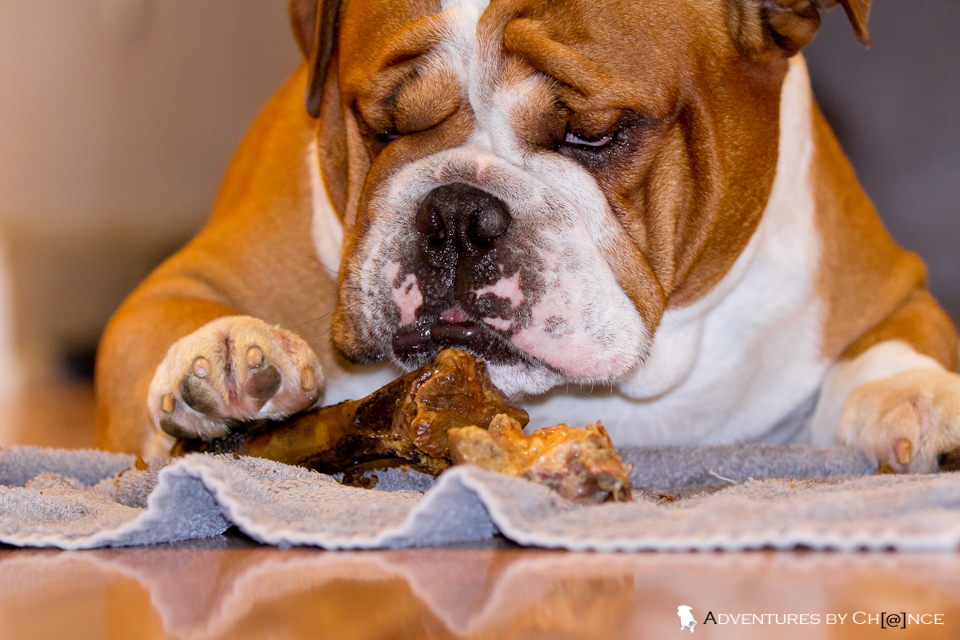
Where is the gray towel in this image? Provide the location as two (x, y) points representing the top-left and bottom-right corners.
(2, 443), (958, 551)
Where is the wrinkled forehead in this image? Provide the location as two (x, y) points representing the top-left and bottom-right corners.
(337, 0), (728, 109)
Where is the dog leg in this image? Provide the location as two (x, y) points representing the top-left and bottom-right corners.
(147, 316), (322, 441)
(812, 290), (960, 472)
(836, 368), (960, 473)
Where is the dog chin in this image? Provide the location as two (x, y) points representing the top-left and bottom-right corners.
(485, 360), (566, 397)
(386, 319), (648, 397)
(386, 326), (568, 396)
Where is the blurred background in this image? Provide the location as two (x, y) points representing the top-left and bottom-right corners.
(0, 1), (956, 437)
(805, 0), (960, 324)
(0, 0), (300, 390)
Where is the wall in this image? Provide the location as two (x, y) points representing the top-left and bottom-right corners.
(0, 0), (300, 236)
(0, 0), (301, 380)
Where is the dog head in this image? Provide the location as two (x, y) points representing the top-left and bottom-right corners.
(289, 0), (870, 396)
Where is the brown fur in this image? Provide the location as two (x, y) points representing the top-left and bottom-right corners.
(842, 290), (959, 371)
(810, 103), (959, 370)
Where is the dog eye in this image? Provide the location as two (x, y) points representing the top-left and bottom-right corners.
(376, 130), (401, 143)
(563, 131), (614, 148)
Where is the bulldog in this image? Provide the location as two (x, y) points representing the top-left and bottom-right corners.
(96, 0), (960, 473)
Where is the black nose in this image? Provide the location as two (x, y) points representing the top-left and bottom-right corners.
(415, 184), (511, 250)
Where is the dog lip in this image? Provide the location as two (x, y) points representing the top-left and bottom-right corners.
(392, 320), (520, 365)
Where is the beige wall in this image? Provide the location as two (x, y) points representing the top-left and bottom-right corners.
(0, 0), (301, 235)
(0, 0), (302, 380)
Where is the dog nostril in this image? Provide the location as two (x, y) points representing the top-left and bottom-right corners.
(416, 202), (447, 243)
(416, 183), (510, 248)
(471, 202), (510, 241)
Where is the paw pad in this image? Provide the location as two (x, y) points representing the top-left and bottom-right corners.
(148, 316), (323, 440)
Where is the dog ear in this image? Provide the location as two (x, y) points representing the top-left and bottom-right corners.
(288, 0), (342, 118)
(727, 0), (871, 59)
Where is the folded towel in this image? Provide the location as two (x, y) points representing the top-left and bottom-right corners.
(2, 444), (959, 551)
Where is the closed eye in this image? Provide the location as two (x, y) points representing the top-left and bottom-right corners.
(376, 130), (401, 144)
(564, 131), (614, 148)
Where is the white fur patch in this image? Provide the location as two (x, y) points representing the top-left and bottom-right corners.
(809, 340), (945, 446)
(473, 270), (524, 308)
(308, 137), (344, 277)
(483, 316), (513, 331)
(385, 261), (423, 325)
(307, 135), (399, 410)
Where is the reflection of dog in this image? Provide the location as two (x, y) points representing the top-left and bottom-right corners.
(677, 606), (696, 632)
(97, 0), (960, 472)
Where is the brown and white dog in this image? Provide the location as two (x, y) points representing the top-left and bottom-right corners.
(96, 0), (960, 473)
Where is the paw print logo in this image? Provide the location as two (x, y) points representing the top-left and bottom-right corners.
(677, 605), (696, 632)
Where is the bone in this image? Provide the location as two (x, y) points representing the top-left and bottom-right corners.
(448, 415), (633, 504)
(171, 348), (528, 476)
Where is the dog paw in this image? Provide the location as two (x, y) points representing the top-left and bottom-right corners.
(147, 316), (322, 440)
(837, 369), (960, 473)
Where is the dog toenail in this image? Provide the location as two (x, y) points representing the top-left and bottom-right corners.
(161, 393), (176, 414)
(300, 367), (315, 392)
(246, 346), (264, 368)
(192, 357), (211, 378)
(895, 438), (913, 466)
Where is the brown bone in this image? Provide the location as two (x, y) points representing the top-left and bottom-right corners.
(171, 348), (528, 475)
(449, 415), (633, 504)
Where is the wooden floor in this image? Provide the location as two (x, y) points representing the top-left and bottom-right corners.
(2, 384), (960, 639)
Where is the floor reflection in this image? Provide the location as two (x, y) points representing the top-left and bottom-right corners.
(3, 534), (960, 640)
